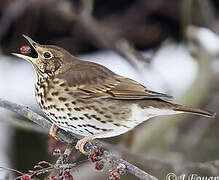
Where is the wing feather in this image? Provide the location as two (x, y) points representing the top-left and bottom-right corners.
(57, 60), (173, 100)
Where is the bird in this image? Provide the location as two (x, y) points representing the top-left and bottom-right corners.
(13, 35), (216, 154)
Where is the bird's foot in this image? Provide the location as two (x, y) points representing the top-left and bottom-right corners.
(49, 124), (61, 141)
(75, 130), (113, 155)
(75, 136), (94, 155)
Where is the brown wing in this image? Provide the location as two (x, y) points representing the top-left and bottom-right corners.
(57, 60), (173, 100)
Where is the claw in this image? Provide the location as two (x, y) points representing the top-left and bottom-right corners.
(75, 136), (93, 155)
(49, 124), (60, 140)
(75, 130), (113, 155)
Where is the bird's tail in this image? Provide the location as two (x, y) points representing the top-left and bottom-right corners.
(173, 104), (216, 118)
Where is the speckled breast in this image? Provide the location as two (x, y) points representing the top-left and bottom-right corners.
(34, 76), (143, 138)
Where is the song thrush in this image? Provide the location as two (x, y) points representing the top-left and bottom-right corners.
(13, 35), (215, 154)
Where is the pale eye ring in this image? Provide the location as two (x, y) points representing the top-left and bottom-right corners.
(43, 51), (52, 59)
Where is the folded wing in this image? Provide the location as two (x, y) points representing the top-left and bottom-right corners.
(57, 60), (173, 100)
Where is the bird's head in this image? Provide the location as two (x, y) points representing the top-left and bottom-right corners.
(12, 35), (74, 77)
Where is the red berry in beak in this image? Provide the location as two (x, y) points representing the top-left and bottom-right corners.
(20, 45), (31, 55)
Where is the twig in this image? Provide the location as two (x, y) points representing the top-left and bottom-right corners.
(49, 143), (74, 178)
(196, 0), (217, 30)
(98, 140), (219, 176)
(0, 98), (157, 180)
(115, 39), (153, 66)
(56, 144), (73, 165)
(0, 0), (32, 41)
(75, 0), (153, 68)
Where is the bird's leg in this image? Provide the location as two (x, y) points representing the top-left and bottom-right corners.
(75, 130), (113, 155)
(49, 124), (59, 140)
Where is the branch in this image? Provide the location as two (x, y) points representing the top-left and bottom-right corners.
(75, 0), (153, 69)
(106, 144), (219, 176)
(0, 98), (157, 180)
(0, 0), (28, 41)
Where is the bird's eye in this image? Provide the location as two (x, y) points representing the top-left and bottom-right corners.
(43, 51), (52, 59)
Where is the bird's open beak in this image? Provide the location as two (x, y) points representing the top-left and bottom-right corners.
(12, 34), (39, 61)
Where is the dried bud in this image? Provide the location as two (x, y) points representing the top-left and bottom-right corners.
(117, 163), (126, 175)
(53, 148), (61, 156)
(109, 171), (120, 180)
(22, 174), (30, 180)
(95, 160), (105, 171)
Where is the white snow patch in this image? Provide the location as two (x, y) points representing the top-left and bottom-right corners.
(196, 27), (219, 54)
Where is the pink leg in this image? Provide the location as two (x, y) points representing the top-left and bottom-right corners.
(75, 130), (113, 155)
(49, 124), (59, 140)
